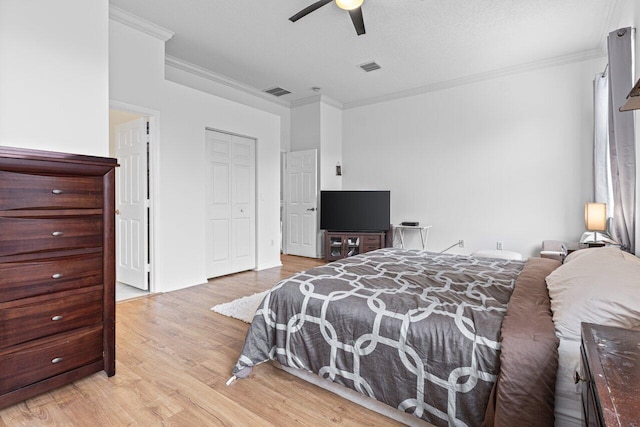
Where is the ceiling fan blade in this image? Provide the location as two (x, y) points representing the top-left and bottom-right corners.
(348, 7), (366, 36)
(289, 0), (333, 22)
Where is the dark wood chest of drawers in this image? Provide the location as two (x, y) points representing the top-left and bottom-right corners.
(580, 323), (640, 426)
(0, 146), (116, 408)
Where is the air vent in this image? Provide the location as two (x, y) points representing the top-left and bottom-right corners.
(264, 87), (291, 97)
(359, 61), (381, 72)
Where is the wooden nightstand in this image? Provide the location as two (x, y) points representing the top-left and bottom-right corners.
(579, 323), (640, 426)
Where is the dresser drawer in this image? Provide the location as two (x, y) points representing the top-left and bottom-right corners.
(362, 235), (382, 253)
(0, 171), (103, 210)
(0, 289), (103, 348)
(362, 235), (382, 245)
(0, 326), (103, 395)
(0, 216), (102, 257)
(0, 253), (102, 302)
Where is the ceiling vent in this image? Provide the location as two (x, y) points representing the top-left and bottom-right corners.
(359, 61), (381, 72)
(264, 87), (291, 97)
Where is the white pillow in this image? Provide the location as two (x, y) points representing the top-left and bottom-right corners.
(545, 247), (640, 341)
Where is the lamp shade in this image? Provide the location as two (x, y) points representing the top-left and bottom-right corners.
(585, 203), (607, 231)
(335, 0), (364, 10)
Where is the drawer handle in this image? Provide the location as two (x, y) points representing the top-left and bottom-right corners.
(51, 189), (64, 195)
(51, 231), (64, 237)
(51, 273), (63, 279)
(574, 371), (587, 384)
(51, 315), (63, 321)
(51, 357), (63, 364)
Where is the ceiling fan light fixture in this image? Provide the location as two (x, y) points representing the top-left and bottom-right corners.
(335, 0), (363, 11)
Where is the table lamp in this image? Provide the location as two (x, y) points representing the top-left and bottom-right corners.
(584, 202), (607, 245)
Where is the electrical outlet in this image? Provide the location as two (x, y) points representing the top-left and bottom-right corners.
(496, 241), (503, 250)
(270, 239), (275, 247)
(458, 240), (464, 248)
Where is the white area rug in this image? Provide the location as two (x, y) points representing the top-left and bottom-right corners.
(211, 290), (268, 323)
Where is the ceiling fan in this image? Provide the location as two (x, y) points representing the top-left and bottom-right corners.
(289, 0), (366, 36)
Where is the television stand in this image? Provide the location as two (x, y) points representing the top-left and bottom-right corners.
(324, 231), (387, 262)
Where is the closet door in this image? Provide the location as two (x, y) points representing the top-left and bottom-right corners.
(205, 130), (256, 278)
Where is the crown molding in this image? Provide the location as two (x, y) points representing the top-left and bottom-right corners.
(109, 5), (175, 42)
(343, 48), (607, 110)
(320, 95), (343, 109)
(291, 94), (343, 109)
(290, 94), (321, 108)
(165, 55), (291, 108)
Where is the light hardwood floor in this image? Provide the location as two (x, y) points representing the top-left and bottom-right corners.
(0, 255), (403, 426)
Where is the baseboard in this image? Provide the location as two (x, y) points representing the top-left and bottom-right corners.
(255, 261), (282, 271)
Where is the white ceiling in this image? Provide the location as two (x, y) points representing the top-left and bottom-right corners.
(109, 0), (617, 107)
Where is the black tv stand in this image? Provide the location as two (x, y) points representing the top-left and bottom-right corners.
(324, 229), (391, 262)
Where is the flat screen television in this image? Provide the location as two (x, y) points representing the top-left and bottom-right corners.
(320, 190), (390, 232)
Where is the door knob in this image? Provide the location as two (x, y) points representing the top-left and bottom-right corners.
(307, 207), (316, 211)
(115, 209), (120, 215)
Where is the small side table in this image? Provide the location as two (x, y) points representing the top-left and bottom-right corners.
(395, 225), (432, 250)
(541, 241), (605, 262)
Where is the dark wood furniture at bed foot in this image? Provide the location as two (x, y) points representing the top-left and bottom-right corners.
(0, 146), (117, 409)
(579, 323), (640, 427)
(324, 231), (385, 261)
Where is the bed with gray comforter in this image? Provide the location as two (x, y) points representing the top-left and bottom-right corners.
(233, 248), (560, 427)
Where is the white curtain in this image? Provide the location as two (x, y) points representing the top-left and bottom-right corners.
(607, 27), (636, 253)
(593, 72), (614, 218)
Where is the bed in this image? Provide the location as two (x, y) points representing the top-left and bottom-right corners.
(233, 248), (561, 426)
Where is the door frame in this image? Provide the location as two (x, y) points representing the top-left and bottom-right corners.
(110, 100), (159, 293)
(205, 127), (259, 276)
(282, 150), (289, 256)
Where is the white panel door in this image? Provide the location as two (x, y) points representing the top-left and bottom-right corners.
(206, 130), (256, 278)
(115, 118), (148, 290)
(286, 149), (318, 258)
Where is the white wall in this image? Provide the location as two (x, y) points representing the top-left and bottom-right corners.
(0, 0), (109, 156)
(290, 102), (321, 151)
(320, 102), (343, 191)
(343, 58), (605, 257)
(165, 62), (292, 153)
(110, 20), (282, 292)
